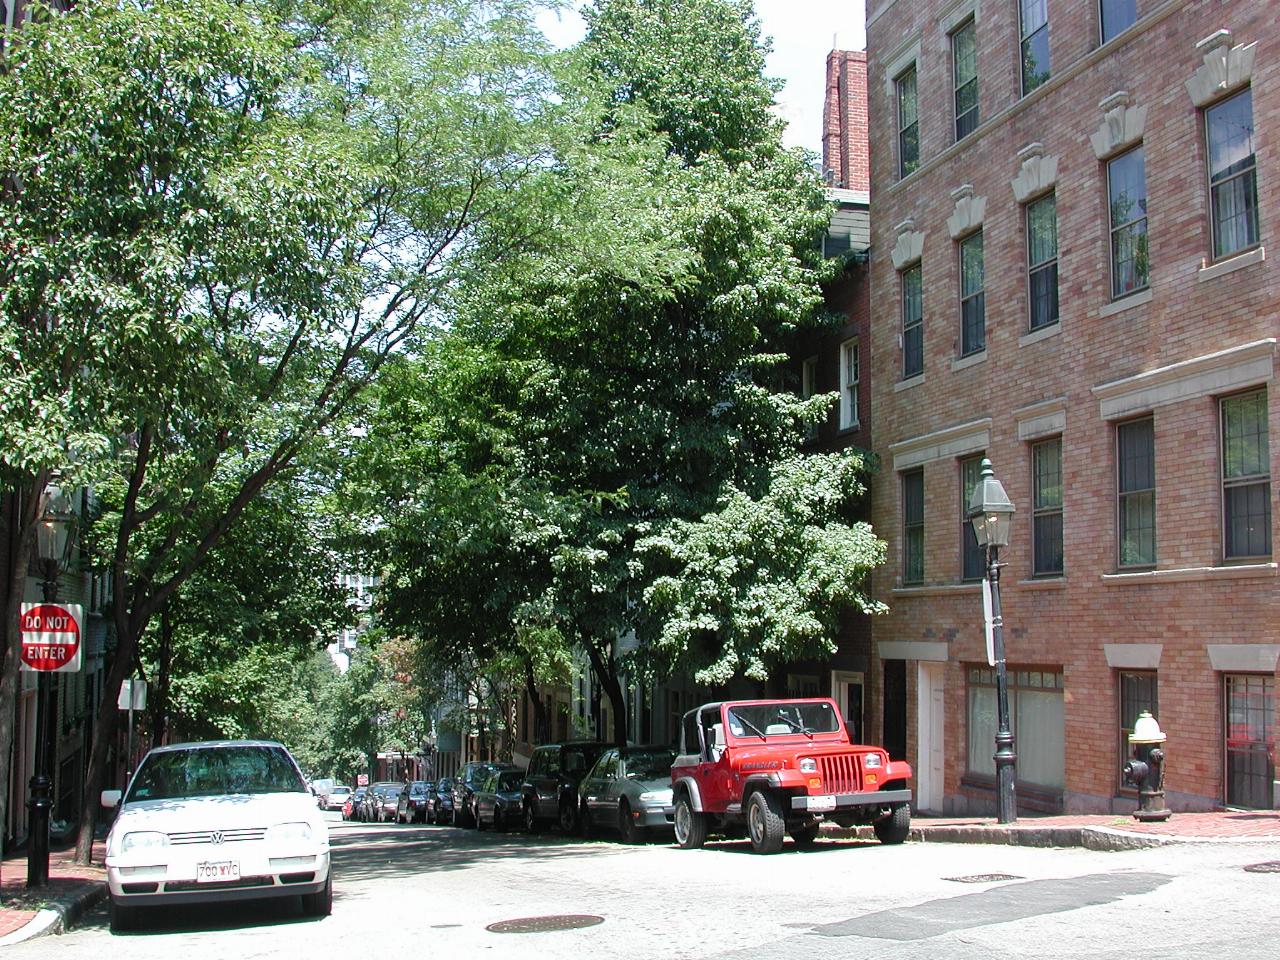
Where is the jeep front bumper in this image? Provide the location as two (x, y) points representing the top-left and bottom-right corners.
(790, 788), (912, 812)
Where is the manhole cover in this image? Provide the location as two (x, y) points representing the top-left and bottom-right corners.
(486, 915), (605, 934)
(1244, 861), (1280, 873)
(944, 873), (1024, 883)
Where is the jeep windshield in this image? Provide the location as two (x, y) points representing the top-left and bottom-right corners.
(726, 702), (841, 739)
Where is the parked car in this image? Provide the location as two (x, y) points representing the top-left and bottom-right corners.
(450, 762), (496, 827)
(473, 767), (524, 831)
(396, 780), (434, 824)
(522, 741), (608, 834)
(101, 739), (331, 932)
(321, 785), (352, 812)
(670, 698), (913, 854)
(361, 782), (398, 823)
(427, 777), (454, 824)
(343, 787), (366, 821)
(577, 745), (676, 843)
(376, 783), (405, 822)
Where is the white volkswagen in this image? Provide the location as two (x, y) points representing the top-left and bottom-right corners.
(102, 739), (331, 932)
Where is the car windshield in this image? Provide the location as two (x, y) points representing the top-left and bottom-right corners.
(625, 750), (676, 780)
(726, 702), (841, 738)
(384, 784), (403, 796)
(497, 771), (523, 790)
(332, 786), (351, 796)
(127, 745), (305, 802)
(410, 783), (428, 795)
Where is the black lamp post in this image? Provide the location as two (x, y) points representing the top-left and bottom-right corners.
(28, 486), (73, 887)
(966, 459), (1017, 824)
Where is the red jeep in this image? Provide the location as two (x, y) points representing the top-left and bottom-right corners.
(670, 698), (913, 854)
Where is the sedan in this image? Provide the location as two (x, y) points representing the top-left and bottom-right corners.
(321, 785), (352, 812)
(427, 777), (454, 825)
(473, 768), (524, 831)
(343, 787), (366, 821)
(377, 783), (404, 822)
(577, 745), (676, 843)
(396, 780), (434, 824)
(101, 739), (331, 932)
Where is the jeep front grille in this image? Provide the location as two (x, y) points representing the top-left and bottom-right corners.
(818, 755), (861, 794)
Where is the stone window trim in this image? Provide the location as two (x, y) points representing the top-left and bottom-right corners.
(1011, 142), (1058, 203)
(1014, 396), (1066, 442)
(947, 184), (987, 239)
(891, 218), (926, 270)
(937, 0), (979, 34)
(1091, 339), (1276, 421)
(890, 418), (991, 472)
(1198, 245), (1265, 283)
(1105, 644), (1163, 670)
(1101, 562), (1277, 586)
(882, 36), (922, 99)
(1207, 644), (1280, 673)
(1090, 91), (1147, 160)
(1185, 31), (1256, 108)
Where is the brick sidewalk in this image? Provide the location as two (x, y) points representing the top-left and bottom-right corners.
(913, 810), (1280, 839)
(0, 842), (105, 941)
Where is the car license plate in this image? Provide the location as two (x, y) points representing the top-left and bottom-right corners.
(196, 860), (240, 883)
(808, 795), (837, 812)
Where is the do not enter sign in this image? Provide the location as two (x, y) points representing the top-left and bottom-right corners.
(20, 603), (83, 673)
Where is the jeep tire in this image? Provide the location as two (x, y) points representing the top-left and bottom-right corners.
(673, 795), (707, 849)
(874, 802), (911, 845)
(746, 790), (785, 854)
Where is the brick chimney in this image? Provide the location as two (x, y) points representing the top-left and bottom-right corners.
(822, 49), (869, 193)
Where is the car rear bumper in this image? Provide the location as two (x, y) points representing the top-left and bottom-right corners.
(790, 788), (912, 812)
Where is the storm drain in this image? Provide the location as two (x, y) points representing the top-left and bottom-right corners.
(944, 873), (1024, 884)
(486, 915), (605, 934)
(1244, 861), (1280, 873)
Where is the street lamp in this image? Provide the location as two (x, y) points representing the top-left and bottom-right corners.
(967, 458), (1017, 824)
(28, 485), (73, 887)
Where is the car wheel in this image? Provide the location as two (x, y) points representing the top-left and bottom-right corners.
(524, 802), (543, 834)
(301, 872), (333, 918)
(618, 800), (641, 844)
(789, 823), (820, 848)
(558, 799), (578, 834)
(109, 899), (140, 933)
(493, 803), (507, 832)
(471, 802), (482, 829)
(673, 795), (706, 850)
(747, 791), (785, 854)
(873, 803), (911, 845)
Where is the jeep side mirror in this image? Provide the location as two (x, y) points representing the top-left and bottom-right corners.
(101, 789), (122, 809)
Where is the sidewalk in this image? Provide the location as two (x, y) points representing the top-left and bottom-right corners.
(0, 841), (106, 946)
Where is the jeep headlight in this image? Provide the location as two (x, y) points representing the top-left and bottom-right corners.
(266, 821), (313, 843)
(864, 753), (883, 768)
(799, 758), (818, 774)
(121, 831), (168, 853)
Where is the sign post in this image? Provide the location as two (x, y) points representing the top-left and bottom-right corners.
(118, 678), (148, 783)
(19, 602), (83, 888)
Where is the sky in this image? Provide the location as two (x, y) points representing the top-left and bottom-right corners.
(535, 2), (868, 156)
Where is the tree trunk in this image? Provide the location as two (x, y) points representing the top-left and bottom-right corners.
(73, 622), (135, 863)
(523, 659), (548, 744)
(583, 639), (628, 749)
(150, 603), (172, 748)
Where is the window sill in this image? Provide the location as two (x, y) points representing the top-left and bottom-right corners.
(1100, 562), (1277, 585)
(891, 582), (982, 597)
(1198, 245), (1265, 283)
(951, 351), (986, 372)
(1017, 576), (1066, 590)
(1097, 288), (1152, 318)
(894, 374), (925, 393)
(837, 422), (861, 435)
(1019, 322), (1061, 347)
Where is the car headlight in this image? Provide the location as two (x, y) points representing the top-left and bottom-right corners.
(267, 821), (313, 843)
(799, 758), (818, 774)
(638, 791), (669, 804)
(864, 753), (882, 768)
(121, 831), (169, 853)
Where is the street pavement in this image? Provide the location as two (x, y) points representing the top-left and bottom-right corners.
(8, 813), (1280, 959)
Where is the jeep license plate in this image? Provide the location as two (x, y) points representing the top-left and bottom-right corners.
(196, 860), (240, 883)
(808, 795), (836, 812)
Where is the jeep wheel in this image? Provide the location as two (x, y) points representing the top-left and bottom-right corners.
(789, 823), (820, 848)
(874, 803), (911, 845)
(558, 800), (578, 834)
(747, 791), (785, 854)
(673, 795), (706, 850)
(618, 800), (641, 844)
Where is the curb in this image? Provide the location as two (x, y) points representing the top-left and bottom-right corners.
(0, 881), (106, 947)
(816, 822), (1268, 851)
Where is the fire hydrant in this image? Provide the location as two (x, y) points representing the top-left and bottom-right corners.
(1122, 710), (1171, 822)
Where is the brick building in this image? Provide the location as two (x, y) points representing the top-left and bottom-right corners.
(863, 0), (1278, 814)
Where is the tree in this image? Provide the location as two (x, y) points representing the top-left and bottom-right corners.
(0, 0), (562, 862)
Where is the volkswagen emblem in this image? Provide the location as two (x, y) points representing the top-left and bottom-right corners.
(210, 830), (224, 845)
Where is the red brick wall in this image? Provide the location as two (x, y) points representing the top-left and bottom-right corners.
(824, 50), (870, 192)
(866, 0), (1280, 813)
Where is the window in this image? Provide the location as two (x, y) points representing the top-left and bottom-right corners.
(952, 19), (978, 141)
(968, 667), (1064, 789)
(1108, 147), (1149, 298)
(1118, 672), (1158, 787)
(902, 469), (925, 585)
(897, 66), (919, 178)
(1019, 0), (1050, 94)
(902, 264), (923, 379)
(1206, 88), (1259, 260)
(959, 231), (985, 356)
(839, 340), (859, 430)
(1026, 193), (1059, 330)
(1117, 417), (1155, 567)
(1099, 0), (1137, 43)
(1221, 390), (1271, 559)
(960, 455), (985, 580)
(1032, 437), (1064, 575)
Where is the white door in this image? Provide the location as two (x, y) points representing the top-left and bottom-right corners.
(831, 671), (864, 743)
(917, 662), (945, 813)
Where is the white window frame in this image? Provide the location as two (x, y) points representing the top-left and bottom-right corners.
(839, 339), (860, 430)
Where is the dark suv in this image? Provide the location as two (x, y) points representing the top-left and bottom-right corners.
(450, 762), (495, 827)
(427, 776), (454, 824)
(522, 741), (608, 834)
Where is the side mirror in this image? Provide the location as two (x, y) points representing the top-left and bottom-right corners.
(101, 789), (122, 809)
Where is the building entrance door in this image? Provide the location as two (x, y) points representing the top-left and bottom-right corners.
(883, 660), (907, 762)
(917, 661), (945, 813)
(831, 671), (864, 744)
(1225, 673), (1275, 809)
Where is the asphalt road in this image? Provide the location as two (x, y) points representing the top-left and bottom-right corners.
(18, 813), (1280, 959)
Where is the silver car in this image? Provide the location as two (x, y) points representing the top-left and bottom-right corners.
(577, 745), (676, 843)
